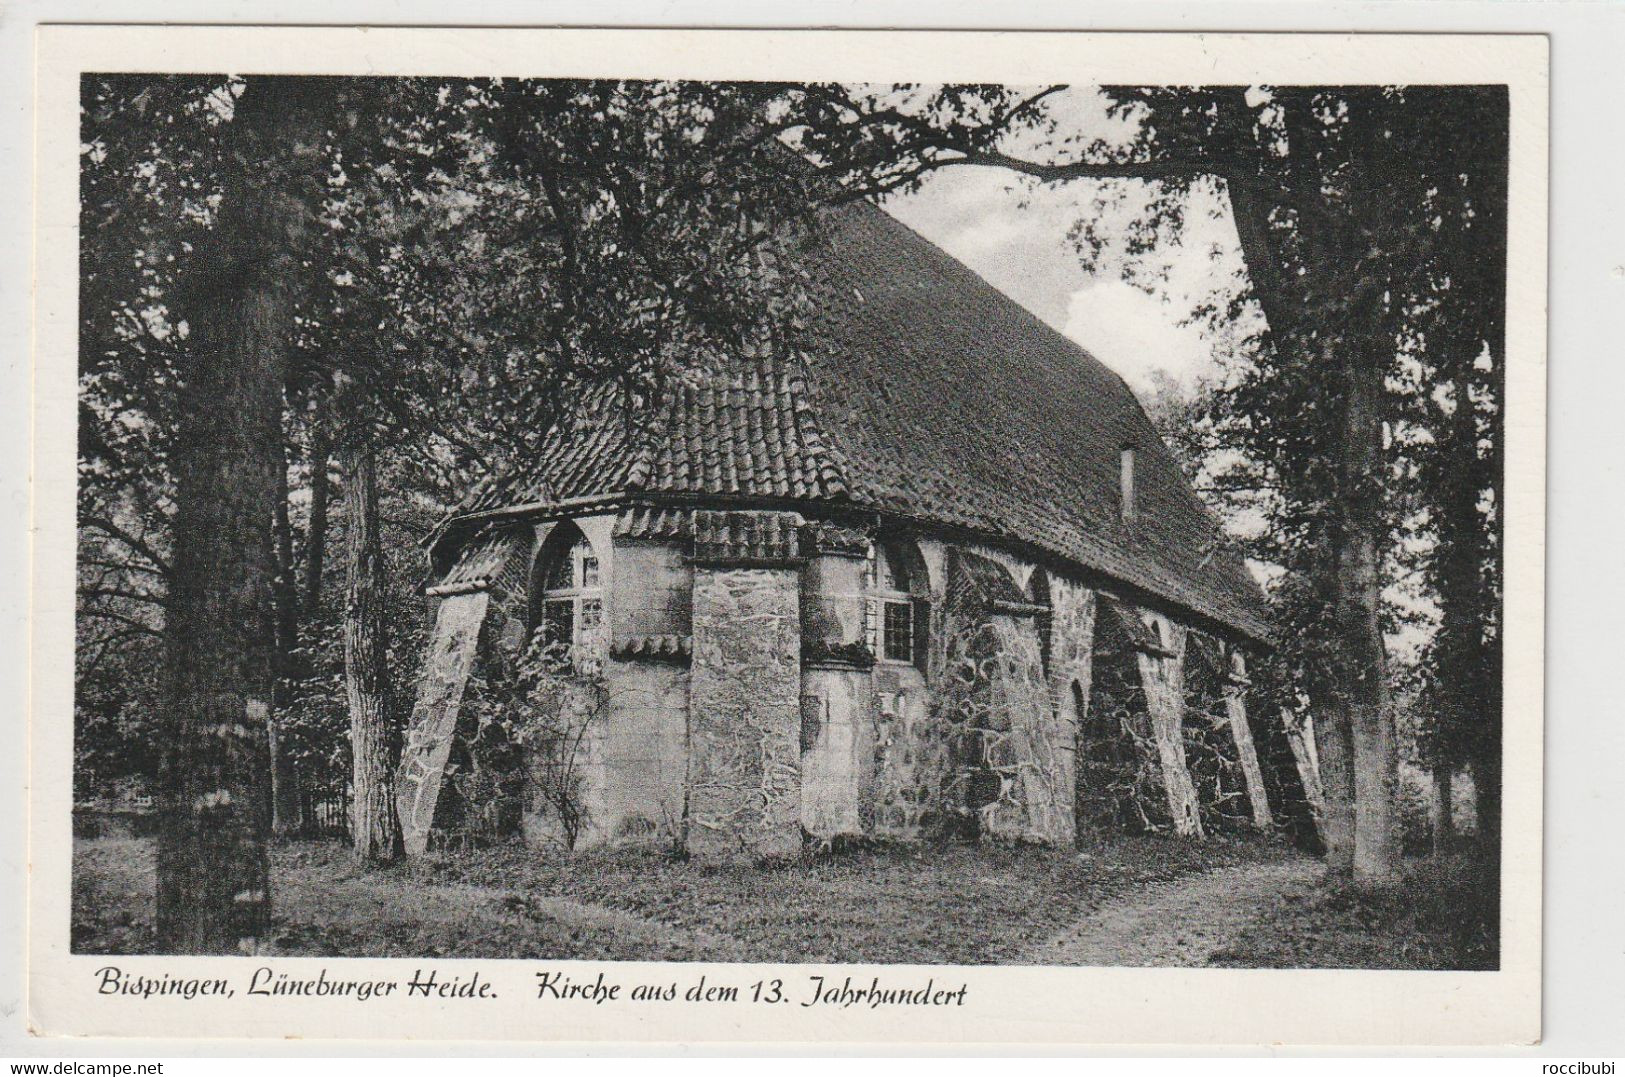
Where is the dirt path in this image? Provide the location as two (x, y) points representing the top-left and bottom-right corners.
(1029, 857), (1321, 967)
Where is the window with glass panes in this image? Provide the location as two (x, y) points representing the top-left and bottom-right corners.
(535, 535), (603, 656)
(882, 599), (913, 662)
(868, 543), (916, 665)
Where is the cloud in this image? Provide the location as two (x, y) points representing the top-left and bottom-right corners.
(1060, 280), (1215, 397)
(882, 96), (1255, 402)
(884, 167), (1083, 327)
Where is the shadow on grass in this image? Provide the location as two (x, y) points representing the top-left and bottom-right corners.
(72, 829), (1494, 968)
(74, 829), (1295, 964)
(1207, 846), (1500, 970)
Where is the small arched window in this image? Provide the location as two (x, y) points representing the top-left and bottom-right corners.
(868, 543), (916, 665)
(531, 525), (603, 660)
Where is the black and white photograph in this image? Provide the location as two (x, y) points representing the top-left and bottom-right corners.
(21, 23), (1555, 1048)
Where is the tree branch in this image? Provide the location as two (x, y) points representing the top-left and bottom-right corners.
(79, 515), (171, 576)
(947, 148), (1251, 186)
(80, 584), (170, 611)
(79, 557), (169, 583)
(79, 606), (164, 638)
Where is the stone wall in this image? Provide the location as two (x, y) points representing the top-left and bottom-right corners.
(516, 669), (607, 851)
(533, 658), (690, 850)
(799, 544), (867, 658)
(607, 659), (690, 843)
(437, 509), (1264, 860)
(609, 541), (691, 642)
(928, 607), (1059, 843)
(871, 661), (936, 838)
(868, 548), (1086, 845)
(542, 524), (694, 849)
(687, 565), (803, 861)
(799, 668), (874, 839)
(1046, 579), (1098, 848)
(1077, 601), (1163, 832)
(871, 542), (947, 840)
(925, 550), (1067, 842)
(1179, 635), (1255, 832)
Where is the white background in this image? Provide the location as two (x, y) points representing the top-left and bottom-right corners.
(1, 0), (1619, 1060)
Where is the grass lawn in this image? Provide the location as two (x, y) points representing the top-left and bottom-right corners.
(1206, 852), (1501, 970)
(73, 830), (1295, 964)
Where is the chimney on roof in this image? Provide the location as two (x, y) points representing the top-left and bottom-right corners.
(1119, 445), (1136, 524)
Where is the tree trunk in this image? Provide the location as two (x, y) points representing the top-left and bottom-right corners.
(343, 444), (403, 865)
(1238, 170), (1397, 886)
(155, 77), (333, 952)
(302, 395), (331, 620)
(1339, 339), (1399, 888)
(269, 440), (302, 836)
(1432, 765), (1455, 854)
(1435, 363), (1501, 849)
(1472, 725), (1501, 847)
(1431, 365), (1483, 853)
(1295, 340), (1359, 883)
(1464, 92), (1508, 854)
(1312, 690), (1357, 883)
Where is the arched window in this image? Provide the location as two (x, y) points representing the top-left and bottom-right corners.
(530, 523), (603, 660)
(867, 542), (917, 665)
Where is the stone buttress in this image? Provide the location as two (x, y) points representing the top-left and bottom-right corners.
(798, 522), (879, 841)
(400, 508), (1277, 860)
(684, 510), (805, 861)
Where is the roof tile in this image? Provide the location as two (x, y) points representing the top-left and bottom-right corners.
(443, 200), (1268, 640)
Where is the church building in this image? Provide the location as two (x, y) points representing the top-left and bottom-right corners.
(394, 198), (1278, 862)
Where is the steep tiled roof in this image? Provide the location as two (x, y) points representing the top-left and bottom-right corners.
(459, 351), (846, 514)
(426, 529), (521, 596)
(458, 384), (643, 513)
(798, 203), (1268, 640)
(691, 509), (804, 565)
(640, 353), (848, 500)
(440, 199), (1268, 641)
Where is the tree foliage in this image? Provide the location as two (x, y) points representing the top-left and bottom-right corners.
(1045, 86), (1507, 872)
(75, 75), (1507, 945)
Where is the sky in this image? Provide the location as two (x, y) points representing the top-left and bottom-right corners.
(878, 89), (1253, 401)
(880, 115), (1439, 657)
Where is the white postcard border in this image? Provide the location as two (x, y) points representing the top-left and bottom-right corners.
(28, 24), (1548, 1046)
